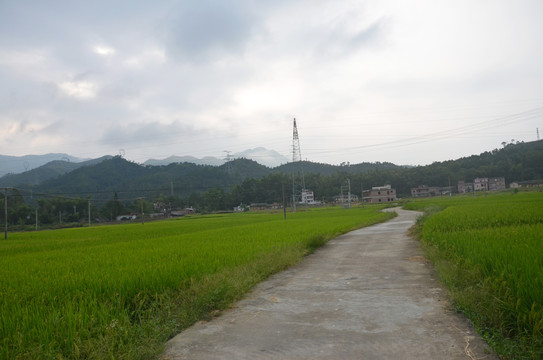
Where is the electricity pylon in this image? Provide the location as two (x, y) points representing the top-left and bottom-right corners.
(223, 151), (233, 175)
(291, 118), (306, 212)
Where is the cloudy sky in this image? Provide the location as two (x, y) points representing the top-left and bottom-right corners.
(1, 0), (542, 166)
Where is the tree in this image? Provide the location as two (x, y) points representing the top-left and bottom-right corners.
(100, 192), (125, 220)
(203, 188), (225, 212)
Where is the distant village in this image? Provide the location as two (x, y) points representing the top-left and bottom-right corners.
(411, 177), (543, 198)
(129, 176), (543, 218)
(241, 176), (543, 212)
(411, 177), (506, 198)
(240, 184), (397, 212)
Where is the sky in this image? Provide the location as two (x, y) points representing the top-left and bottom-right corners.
(1, 0), (542, 167)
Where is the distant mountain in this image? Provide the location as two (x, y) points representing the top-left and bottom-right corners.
(0, 153), (86, 177)
(23, 155), (407, 201)
(0, 156), (112, 187)
(6, 140), (542, 201)
(4, 140), (542, 226)
(233, 147), (288, 168)
(274, 160), (402, 176)
(31, 157), (271, 201)
(143, 147), (289, 168)
(143, 155), (224, 167)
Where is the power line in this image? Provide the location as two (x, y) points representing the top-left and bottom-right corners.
(12, 181), (238, 203)
(303, 107), (543, 157)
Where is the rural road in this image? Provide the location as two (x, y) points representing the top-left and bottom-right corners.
(162, 208), (496, 359)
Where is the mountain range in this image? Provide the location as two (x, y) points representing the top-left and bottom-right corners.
(0, 147), (289, 178)
(0, 156), (113, 187)
(0, 153), (85, 177)
(1, 141), (542, 200)
(143, 147), (288, 168)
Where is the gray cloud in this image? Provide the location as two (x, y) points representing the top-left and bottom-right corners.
(316, 18), (388, 59)
(349, 20), (386, 48)
(164, 0), (259, 62)
(100, 121), (211, 148)
(1, 0), (542, 166)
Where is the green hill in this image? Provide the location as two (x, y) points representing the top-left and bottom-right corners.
(29, 157), (270, 201)
(0, 156), (113, 187)
(7, 140), (543, 202)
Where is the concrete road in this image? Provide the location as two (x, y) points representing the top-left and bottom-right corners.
(162, 208), (496, 359)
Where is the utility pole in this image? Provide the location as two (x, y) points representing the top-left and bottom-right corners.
(88, 199), (91, 227)
(35, 207), (38, 231)
(4, 188), (7, 239)
(282, 182), (286, 220)
(348, 178), (351, 209)
(538, 128), (540, 141)
(361, 183), (364, 208)
(137, 198), (145, 224)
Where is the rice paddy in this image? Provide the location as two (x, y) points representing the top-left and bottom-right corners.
(0, 206), (394, 359)
(405, 190), (543, 359)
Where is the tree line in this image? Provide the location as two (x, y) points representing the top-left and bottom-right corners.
(2, 139), (542, 229)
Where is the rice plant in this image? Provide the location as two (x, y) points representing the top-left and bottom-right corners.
(0, 206), (393, 359)
(407, 191), (543, 358)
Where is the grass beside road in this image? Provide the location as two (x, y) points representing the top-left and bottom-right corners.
(0, 206), (394, 359)
(405, 190), (543, 359)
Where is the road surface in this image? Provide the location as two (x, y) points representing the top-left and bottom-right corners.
(162, 208), (496, 359)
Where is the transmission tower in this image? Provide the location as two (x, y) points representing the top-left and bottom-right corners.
(291, 118), (306, 212)
(223, 151), (233, 175)
(341, 178), (351, 209)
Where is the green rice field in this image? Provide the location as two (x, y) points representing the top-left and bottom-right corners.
(405, 190), (543, 359)
(0, 206), (394, 359)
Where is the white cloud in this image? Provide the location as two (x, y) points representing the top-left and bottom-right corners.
(122, 48), (166, 70)
(58, 81), (98, 99)
(93, 45), (115, 56)
(0, 0), (542, 165)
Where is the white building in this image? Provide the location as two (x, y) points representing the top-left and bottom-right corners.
(300, 189), (320, 205)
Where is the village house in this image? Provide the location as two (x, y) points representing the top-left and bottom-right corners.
(171, 207), (195, 217)
(411, 184), (454, 198)
(410, 185), (440, 198)
(249, 203), (282, 211)
(300, 189), (321, 205)
(457, 181), (474, 193)
(509, 179), (543, 188)
(334, 193), (359, 204)
(474, 178), (487, 191)
(474, 177), (506, 192)
(363, 185), (397, 204)
(116, 214), (137, 221)
(233, 204), (247, 212)
(301, 189), (314, 204)
(488, 177), (506, 191)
